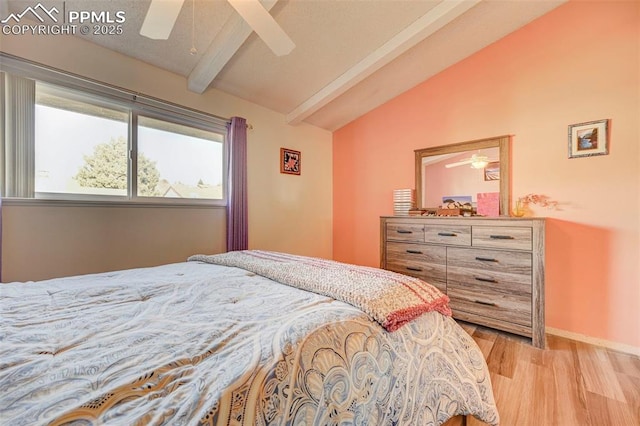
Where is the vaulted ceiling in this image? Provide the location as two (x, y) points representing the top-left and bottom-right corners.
(3, 0), (566, 131)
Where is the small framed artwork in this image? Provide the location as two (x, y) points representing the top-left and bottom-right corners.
(280, 148), (301, 175)
(484, 161), (500, 181)
(568, 119), (609, 159)
(442, 195), (472, 209)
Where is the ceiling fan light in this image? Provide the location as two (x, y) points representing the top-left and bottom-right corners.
(471, 160), (489, 169)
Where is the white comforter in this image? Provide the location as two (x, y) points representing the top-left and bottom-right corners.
(0, 259), (498, 425)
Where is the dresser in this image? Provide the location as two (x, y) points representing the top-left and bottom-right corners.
(380, 216), (545, 348)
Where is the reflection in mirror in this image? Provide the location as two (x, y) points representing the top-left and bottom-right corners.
(422, 147), (500, 207)
(415, 136), (510, 215)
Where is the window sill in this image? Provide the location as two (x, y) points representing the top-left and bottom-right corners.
(1, 197), (226, 209)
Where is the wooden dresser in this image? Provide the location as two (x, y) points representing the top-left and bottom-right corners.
(380, 216), (545, 348)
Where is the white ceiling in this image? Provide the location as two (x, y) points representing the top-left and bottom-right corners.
(4, 0), (566, 131)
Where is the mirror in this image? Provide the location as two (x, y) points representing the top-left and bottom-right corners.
(415, 135), (510, 216)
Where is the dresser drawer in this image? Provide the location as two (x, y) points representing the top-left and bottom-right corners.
(447, 247), (532, 276)
(424, 225), (471, 246)
(386, 242), (446, 292)
(472, 226), (532, 251)
(447, 248), (532, 326)
(448, 292), (532, 327)
(386, 223), (424, 242)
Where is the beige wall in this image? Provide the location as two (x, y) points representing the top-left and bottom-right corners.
(2, 203), (226, 281)
(1, 29), (333, 282)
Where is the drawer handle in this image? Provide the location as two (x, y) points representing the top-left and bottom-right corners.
(438, 232), (457, 237)
(475, 256), (497, 262)
(397, 230), (413, 234)
(489, 235), (515, 240)
(474, 300), (497, 307)
(406, 267), (423, 272)
(406, 249), (423, 254)
(475, 277), (498, 283)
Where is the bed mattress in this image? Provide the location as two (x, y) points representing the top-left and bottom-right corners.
(0, 254), (498, 425)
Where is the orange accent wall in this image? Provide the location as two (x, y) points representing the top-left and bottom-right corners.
(333, 1), (640, 348)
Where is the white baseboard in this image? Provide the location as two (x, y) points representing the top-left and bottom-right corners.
(546, 327), (640, 357)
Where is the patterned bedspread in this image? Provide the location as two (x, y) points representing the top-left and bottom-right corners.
(0, 259), (499, 425)
(188, 250), (452, 331)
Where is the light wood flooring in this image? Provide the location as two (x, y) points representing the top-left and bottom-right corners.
(443, 322), (640, 426)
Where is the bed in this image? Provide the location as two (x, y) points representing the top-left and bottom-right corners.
(0, 250), (499, 425)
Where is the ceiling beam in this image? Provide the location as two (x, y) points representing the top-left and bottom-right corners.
(285, 0), (481, 126)
(188, 0), (278, 94)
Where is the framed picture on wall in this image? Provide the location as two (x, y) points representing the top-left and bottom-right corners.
(568, 119), (609, 159)
(280, 148), (301, 175)
(484, 161), (500, 181)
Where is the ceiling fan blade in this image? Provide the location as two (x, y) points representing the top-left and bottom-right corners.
(140, 0), (185, 40)
(445, 159), (473, 168)
(227, 0), (295, 56)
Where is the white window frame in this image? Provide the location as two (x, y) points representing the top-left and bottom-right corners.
(1, 53), (228, 207)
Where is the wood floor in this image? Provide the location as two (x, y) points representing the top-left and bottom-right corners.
(443, 322), (640, 426)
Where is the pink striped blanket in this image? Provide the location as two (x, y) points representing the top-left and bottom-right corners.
(188, 250), (451, 331)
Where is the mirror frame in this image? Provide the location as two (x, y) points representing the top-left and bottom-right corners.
(415, 135), (511, 215)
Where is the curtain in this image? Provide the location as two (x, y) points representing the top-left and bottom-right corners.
(226, 117), (248, 251)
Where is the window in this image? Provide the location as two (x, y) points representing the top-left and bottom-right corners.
(137, 116), (223, 199)
(1, 54), (227, 205)
(35, 83), (129, 197)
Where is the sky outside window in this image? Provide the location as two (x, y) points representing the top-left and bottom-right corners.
(137, 116), (223, 199)
(35, 103), (128, 195)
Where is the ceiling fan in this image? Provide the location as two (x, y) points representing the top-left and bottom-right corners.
(445, 153), (493, 169)
(140, 0), (295, 56)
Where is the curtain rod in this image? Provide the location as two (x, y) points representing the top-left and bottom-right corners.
(0, 52), (239, 125)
